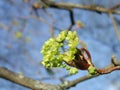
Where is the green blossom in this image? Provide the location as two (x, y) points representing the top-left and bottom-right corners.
(56, 30), (67, 42)
(69, 68), (78, 75)
(41, 30), (79, 75)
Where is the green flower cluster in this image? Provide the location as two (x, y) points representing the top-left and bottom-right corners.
(61, 64), (78, 75)
(63, 31), (79, 62)
(41, 30), (79, 75)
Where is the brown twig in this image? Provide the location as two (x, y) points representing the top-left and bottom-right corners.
(43, 9), (55, 37)
(0, 67), (62, 90)
(41, 0), (120, 14)
(97, 66), (120, 74)
(97, 55), (120, 74)
(0, 55), (120, 90)
(110, 3), (120, 10)
(61, 55), (120, 89)
(109, 12), (120, 41)
(61, 74), (99, 89)
(67, 10), (75, 31)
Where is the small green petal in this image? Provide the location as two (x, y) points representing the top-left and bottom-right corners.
(69, 68), (78, 75)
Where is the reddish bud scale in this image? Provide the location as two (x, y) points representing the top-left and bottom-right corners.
(65, 48), (93, 70)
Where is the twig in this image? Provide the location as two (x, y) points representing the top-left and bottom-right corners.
(41, 0), (120, 14)
(109, 12), (120, 41)
(69, 10), (75, 26)
(0, 67), (62, 90)
(44, 9), (55, 37)
(110, 3), (120, 10)
(67, 10), (75, 31)
(60, 55), (120, 89)
(0, 55), (120, 90)
(61, 74), (99, 89)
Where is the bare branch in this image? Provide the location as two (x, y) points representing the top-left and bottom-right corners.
(0, 67), (62, 90)
(41, 0), (120, 14)
(67, 10), (75, 30)
(61, 55), (120, 89)
(0, 55), (120, 90)
(110, 3), (120, 10)
(69, 10), (75, 26)
(109, 12), (120, 41)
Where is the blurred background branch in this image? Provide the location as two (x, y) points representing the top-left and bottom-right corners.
(41, 0), (120, 14)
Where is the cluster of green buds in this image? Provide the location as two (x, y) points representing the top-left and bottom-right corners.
(41, 38), (64, 68)
(88, 66), (97, 75)
(41, 30), (79, 75)
(63, 31), (79, 62)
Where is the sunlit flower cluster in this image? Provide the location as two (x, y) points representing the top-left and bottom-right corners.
(41, 30), (79, 75)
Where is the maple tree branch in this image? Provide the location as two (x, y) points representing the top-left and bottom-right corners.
(0, 55), (119, 90)
(110, 3), (120, 10)
(109, 12), (120, 41)
(61, 55), (120, 89)
(67, 10), (75, 30)
(41, 0), (120, 14)
(0, 67), (62, 90)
